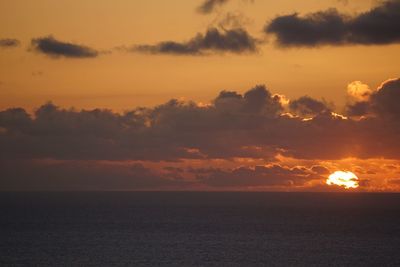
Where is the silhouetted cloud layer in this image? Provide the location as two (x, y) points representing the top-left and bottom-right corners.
(133, 27), (258, 55)
(2, 80), (400, 162)
(31, 36), (99, 58)
(196, 165), (320, 187)
(1, 79), (400, 190)
(0, 38), (20, 48)
(0, 159), (325, 191)
(265, 0), (400, 47)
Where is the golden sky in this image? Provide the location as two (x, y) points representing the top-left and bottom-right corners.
(1, 0), (398, 111)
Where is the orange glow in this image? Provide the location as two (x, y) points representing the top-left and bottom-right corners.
(326, 171), (359, 189)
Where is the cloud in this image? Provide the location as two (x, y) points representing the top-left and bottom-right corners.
(0, 38), (20, 48)
(346, 78), (400, 118)
(31, 36), (99, 58)
(213, 12), (253, 29)
(289, 96), (330, 117)
(132, 27), (259, 55)
(0, 158), (326, 191)
(311, 165), (330, 175)
(346, 101), (370, 117)
(196, 164), (319, 187)
(197, 0), (230, 14)
(265, 0), (400, 47)
(214, 85), (283, 115)
(371, 78), (400, 118)
(197, 0), (254, 14)
(347, 81), (372, 101)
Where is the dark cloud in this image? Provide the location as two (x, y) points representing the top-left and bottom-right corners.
(266, 9), (347, 47)
(350, 0), (400, 45)
(1, 79), (400, 163)
(311, 165), (330, 175)
(265, 0), (400, 47)
(289, 96), (330, 117)
(133, 27), (259, 55)
(0, 38), (20, 48)
(214, 85), (283, 115)
(196, 164), (318, 187)
(346, 101), (370, 117)
(370, 79), (400, 118)
(197, 0), (230, 14)
(31, 36), (99, 58)
(0, 158), (322, 191)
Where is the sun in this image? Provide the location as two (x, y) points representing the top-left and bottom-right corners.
(326, 171), (359, 189)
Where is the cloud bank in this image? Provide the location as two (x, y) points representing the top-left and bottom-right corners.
(2, 80), (400, 162)
(196, 164), (319, 187)
(31, 36), (99, 58)
(1, 79), (400, 190)
(265, 0), (400, 47)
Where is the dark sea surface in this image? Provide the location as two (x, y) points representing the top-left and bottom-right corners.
(1, 192), (400, 266)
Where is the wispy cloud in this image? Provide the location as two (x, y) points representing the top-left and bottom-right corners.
(197, 0), (230, 14)
(0, 38), (20, 48)
(197, 0), (254, 14)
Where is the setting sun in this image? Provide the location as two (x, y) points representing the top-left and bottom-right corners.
(326, 171), (359, 189)
(1, 0), (400, 265)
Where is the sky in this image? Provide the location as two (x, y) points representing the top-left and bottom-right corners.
(1, 0), (400, 191)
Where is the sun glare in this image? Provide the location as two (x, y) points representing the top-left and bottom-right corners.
(326, 171), (359, 189)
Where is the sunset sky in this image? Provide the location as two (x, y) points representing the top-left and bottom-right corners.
(1, 0), (400, 191)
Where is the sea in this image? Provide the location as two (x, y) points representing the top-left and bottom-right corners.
(1, 192), (399, 266)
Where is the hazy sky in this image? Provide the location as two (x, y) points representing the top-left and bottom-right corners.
(1, 0), (400, 191)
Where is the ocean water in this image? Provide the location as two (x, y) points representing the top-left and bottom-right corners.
(0, 192), (399, 266)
